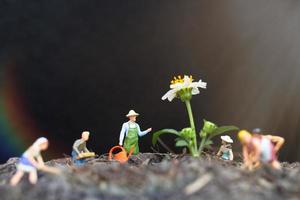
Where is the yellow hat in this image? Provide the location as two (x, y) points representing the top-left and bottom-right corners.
(238, 130), (252, 141)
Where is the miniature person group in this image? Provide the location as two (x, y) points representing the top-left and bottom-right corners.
(216, 129), (284, 171)
(9, 109), (285, 186)
(9, 109), (152, 185)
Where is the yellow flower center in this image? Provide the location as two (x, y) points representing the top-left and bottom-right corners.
(170, 75), (194, 85)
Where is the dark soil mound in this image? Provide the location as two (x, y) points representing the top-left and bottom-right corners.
(0, 154), (299, 200)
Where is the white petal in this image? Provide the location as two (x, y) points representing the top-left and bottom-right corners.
(162, 89), (177, 101)
(191, 87), (200, 95)
(191, 80), (207, 89)
(167, 93), (176, 101)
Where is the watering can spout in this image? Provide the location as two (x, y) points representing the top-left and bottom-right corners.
(108, 145), (134, 163)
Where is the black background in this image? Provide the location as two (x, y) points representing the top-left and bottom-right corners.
(1, 0), (300, 162)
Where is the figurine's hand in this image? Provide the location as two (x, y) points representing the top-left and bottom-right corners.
(147, 128), (152, 133)
(36, 163), (45, 170)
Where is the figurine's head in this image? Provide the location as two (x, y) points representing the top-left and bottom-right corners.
(33, 137), (49, 151)
(81, 131), (90, 141)
(238, 130), (252, 144)
(126, 110), (139, 122)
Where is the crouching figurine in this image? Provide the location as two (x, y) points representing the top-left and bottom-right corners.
(10, 137), (60, 186)
(119, 110), (152, 155)
(217, 135), (234, 161)
(72, 131), (94, 165)
(238, 129), (285, 170)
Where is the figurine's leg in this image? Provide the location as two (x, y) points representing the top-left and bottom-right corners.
(133, 145), (139, 155)
(10, 170), (24, 186)
(253, 161), (261, 169)
(71, 151), (77, 163)
(29, 170), (38, 184)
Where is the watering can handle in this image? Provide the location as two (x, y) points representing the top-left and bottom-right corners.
(108, 145), (125, 160)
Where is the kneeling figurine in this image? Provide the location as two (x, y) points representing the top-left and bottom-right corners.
(238, 129), (284, 170)
(10, 137), (59, 186)
(72, 131), (94, 165)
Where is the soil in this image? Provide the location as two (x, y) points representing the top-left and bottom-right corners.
(0, 153), (299, 200)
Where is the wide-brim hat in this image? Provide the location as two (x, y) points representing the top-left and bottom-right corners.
(126, 110), (139, 117)
(221, 135), (233, 143)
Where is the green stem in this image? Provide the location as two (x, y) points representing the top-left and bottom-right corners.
(198, 137), (206, 155)
(185, 100), (195, 130)
(185, 100), (199, 157)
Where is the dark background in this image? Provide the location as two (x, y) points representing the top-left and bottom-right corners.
(1, 0), (300, 162)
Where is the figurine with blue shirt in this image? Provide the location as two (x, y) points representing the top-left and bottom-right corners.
(217, 135), (234, 161)
(119, 110), (152, 155)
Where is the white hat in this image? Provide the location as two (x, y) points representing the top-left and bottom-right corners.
(33, 137), (48, 147)
(126, 110), (139, 117)
(221, 135), (233, 143)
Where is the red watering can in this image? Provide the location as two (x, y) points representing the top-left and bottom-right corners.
(108, 145), (134, 163)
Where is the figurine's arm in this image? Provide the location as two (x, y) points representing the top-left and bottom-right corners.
(242, 146), (249, 163)
(217, 146), (224, 156)
(73, 140), (81, 154)
(119, 123), (127, 146)
(137, 124), (151, 137)
(36, 155), (45, 167)
(266, 135), (284, 153)
(252, 140), (261, 162)
(229, 149), (234, 161)
(26, 148), (40, 168)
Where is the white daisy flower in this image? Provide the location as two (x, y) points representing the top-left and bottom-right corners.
(162, 75), (207, 102)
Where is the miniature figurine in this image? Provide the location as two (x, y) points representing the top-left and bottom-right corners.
(10, 137), (60, 186)
(119, 110), (152, 155)
(238, 129), (285, 170)
(71, 131), (95, 165)
(217, 135), (234, 161)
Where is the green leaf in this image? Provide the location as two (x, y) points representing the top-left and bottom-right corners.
(152, 129), (181, 145)
(208, 126), (239, 139)
(204, 139), (213, 146)
(175, 139), (189, 147)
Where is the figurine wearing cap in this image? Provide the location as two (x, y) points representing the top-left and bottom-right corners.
(119, 110), (152, 154)
(217, 135), (234, 161)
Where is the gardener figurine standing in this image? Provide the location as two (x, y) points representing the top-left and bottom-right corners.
(217, 135), (234, 161)
(72, 131), (91, 165)
(119, 110), (152, 155)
